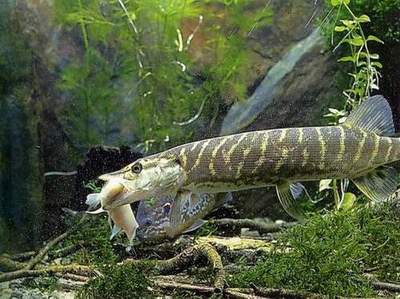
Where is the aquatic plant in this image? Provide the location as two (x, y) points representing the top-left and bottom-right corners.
(54, 0), (272, 153)
(228, 204), (400, 296)
(76, 263), (153, 299)
(318, 0), (386, 209)
(327, 0), (383, 110)
(62, 216), (117, 265)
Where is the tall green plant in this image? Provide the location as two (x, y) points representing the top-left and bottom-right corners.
(320, 0), (384, 210)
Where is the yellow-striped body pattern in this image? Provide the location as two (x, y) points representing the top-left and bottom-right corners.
(159, 126), (398, 193)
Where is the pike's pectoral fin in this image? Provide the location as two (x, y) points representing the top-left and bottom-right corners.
(110, 224), (122, 240)
(276, 182), (310, 222)
(352, 166), (398, 203)
(344, 95), (394, 136)
(169, 191), (192, 232)
(182, 220), (206, 234)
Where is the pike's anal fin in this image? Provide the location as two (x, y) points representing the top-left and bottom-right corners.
(343, 95), (394, 136)
(276, 182), (309, 222)
(351, 167), (398, 203)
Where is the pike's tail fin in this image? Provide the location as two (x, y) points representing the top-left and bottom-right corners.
(344, 95), (398, 202)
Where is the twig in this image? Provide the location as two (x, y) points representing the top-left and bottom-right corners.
(7, 251), (36, 261)
(54, 272), (90, 282)
(251, 284), (324, 298)
(0, 242), (85, 272)
(0, 256), (27, 272)
(0, 264), (94, 283)
(44, 171), (77, 176)
(24, 231), (71, 270)
(153, 280), (215, 294)
(126, 243), (225, 291)
(48, 242), (85, 260)
(371, 280), (400, 292)
(211, 218), (297, 234)
(158, 243), (224, 291)
(225, 288), (264, 299)
(24, 216), (88, 270)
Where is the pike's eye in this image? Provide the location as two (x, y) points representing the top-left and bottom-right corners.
(131, 163), (142, 174)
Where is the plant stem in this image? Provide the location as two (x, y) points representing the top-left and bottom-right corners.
(78, 0), (89, 49)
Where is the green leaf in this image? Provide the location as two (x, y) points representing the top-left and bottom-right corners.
(346, 37), (364, 46)
(371, 61), (383, 68)
(369, 53), (380, 59)
(331, 0), (350, 6)
(334, 26), (347, 32)
(341, 20), (355, 27)
(319, 179), (333, 192)
(340, 192), (357, 211)
(356, 15), (370, 23)
(338, 56), (355, 63)
(367, 35), (384, 44)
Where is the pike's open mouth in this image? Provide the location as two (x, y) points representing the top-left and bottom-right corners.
(102, 188), (148, 210)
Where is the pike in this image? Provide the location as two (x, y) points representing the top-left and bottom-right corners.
(97, 96), (400, 222)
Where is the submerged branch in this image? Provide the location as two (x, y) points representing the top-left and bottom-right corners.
(251, 284), (323, 298)
(24, 215), (88, 270)
(153, 280), (215, 294)
(371, 280), (400, 292)
(126, 243), (225, 291)
(0, 264), (94, 283)
(0, 256), (27, 272)
(211, 218), (297, 234)
(24, 231), (71, 270)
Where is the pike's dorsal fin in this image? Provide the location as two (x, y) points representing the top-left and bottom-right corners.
(276, 182), (309, 222)
(344, 95), (394, 136)
(352, 167), (398, 203)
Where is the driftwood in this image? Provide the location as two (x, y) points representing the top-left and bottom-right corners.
(0, 264), (95, 283)
(211, 218), (297, 234)
(371, 280), (400, 292)
(126, 242), (225, 291)
(251, 284), (323, 298)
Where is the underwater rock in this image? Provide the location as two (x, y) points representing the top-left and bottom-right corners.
(221, 29), (324, 135)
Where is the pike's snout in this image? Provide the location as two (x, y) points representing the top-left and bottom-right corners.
(98, 169), (128, 181)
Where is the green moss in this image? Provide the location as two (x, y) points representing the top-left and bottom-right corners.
(228, 205), (400, 297)
(77, 263), (153, 299)
(62, 216), (117, 265)
(23, 275), (59, 293)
